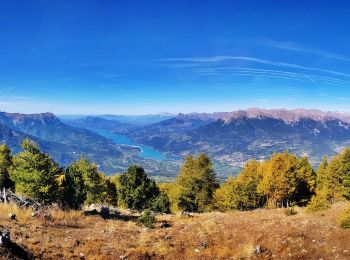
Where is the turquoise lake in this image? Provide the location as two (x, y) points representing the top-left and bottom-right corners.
(93, 129), (167, 161)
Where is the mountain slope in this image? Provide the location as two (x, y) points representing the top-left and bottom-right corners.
(1, 201), (350, 259)
(60, 113), (176, 126)
(0, 123), (35, 153)
(126, 109), (350, 167)
(127, 112), (228, 149)
(62, 116), (134, 134)
(99, 113), (176, 125)
(0, 112), (130, 173)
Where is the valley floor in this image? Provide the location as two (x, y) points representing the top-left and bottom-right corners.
(1, 203), (350, 259)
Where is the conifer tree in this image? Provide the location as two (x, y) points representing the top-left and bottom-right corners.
(176, 154), (219, 212)
(323, 148), (350, 200)
(215, 160), (262, 211)
(9, 139), (61, 203)
(214, 176), (239, 211)
(316, 157), (328, 190)
(0, 144), (13, 190)
(66, 158), (106, 206)
(103, 176), (118, 206)
(118, 165), (161, 211)
(257, 152), (298, 208)
(293, 156), (316, 204)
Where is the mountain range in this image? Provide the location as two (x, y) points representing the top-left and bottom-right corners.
(2, 108), (350, 179)
(59, 113), (175, 126)
(125, 108), (350, 168)
(0, 112), (142, 173)
(62, 116), (134, 134)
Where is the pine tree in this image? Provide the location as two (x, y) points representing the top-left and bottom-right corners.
(257, 152), (298, 208)
(60, 162), (86, 209)
(118, 165), (160, 210)
(316, 157), (328, 190)
(151, 192), (171, 213)
(176, 154), (219, 212)
(103, 177), (118, 206)
(214, 176), (240, 211)
(215, 160), (262, 211)
(323, 148), (350, 200)
(0, 144), (13, 190)
(9, 139), (61, 203)
(66, 158), (106, 206)
(293, 156), (316, 204)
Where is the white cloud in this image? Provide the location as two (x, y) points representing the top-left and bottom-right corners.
(264, 40), (350, 62)
(162, 56), (350, 78)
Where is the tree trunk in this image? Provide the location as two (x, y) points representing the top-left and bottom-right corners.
(3, 188), (7, 204)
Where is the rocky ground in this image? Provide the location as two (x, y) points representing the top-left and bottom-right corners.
(0, 202), (350, 259)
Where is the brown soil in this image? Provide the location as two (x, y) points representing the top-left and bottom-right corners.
(0, 203), (350, 259)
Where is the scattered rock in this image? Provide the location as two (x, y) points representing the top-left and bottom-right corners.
(100, 207), (110, 219)
(82, 204), (119, 219)
(0, 189), (40, 209)
(164, 235), (172, 241)
(256, 244), (266, 255)
(159, 221), (171, 228)
(200, 241), (209, 249)
(8, 213), (16, 220)
(180, 211), (194, 218)
(0, 230), (10, 246)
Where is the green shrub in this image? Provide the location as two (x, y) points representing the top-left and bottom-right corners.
(284, 207), (297, 216)
(138, 209), (156, 228)
(337, 207), (350, 229)
(305, 193), (330, 213)
(151, 192), (171, 214)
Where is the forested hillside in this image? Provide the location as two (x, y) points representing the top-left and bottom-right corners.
(126, 109), (350, 169)
(1, 139), (350, 259)
(1, 138), (350, 214)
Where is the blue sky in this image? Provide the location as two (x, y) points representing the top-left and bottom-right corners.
(1, 0), (350, 114)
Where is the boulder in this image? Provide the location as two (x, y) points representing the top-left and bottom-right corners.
(82, 204), (119, 219)
(200, 241), (209, 249)
(100, 207), (110, 219)
(0, 230), (10, 246)
(255, 244), (266, 255)
(180, 211), (194, 218)
(159, 221), (171, 229)
(8, 213), (16, 220)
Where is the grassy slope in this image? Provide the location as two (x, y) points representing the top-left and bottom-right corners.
(0, 203), (350, 259)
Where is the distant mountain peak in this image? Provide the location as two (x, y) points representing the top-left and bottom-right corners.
(176, 112), (228, 121)
(0, 111), (57, 119)
(223, 108), (350, 124)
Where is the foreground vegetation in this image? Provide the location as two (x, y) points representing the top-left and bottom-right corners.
(2, 138), (350, 215)
(1, 139), (350, 258)
(1, 202), (350, 259)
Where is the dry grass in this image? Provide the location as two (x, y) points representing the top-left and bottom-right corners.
(38, 209), (83, 228)
(0, 203), (32, 222)
(337, 206), (350, 229)
(1, 203), (350, 259)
